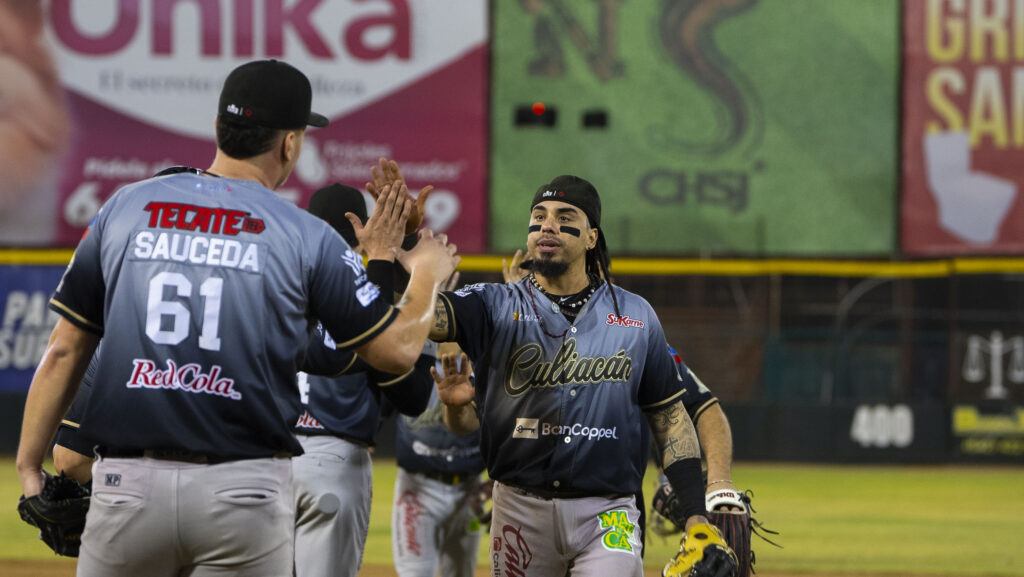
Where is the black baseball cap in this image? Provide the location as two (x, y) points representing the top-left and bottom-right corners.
(308, 184), (367, 246)
(531, 175), (601, 227)
(218, 60), (329, 129)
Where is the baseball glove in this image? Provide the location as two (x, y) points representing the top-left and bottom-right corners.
(651, 483), (780, 577)
(17, 471), (91, 557)
(662, 522), (738, 577)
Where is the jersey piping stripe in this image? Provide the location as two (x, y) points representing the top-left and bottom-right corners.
(690, 398), (719, 423)
(377, 368), (414, 387)
(60, 419), (81, 429)
(325, 353), (360, 378)
(333, 306), (398, 350)
(640, 388), (686, 411)
(48, 299), (103, 332)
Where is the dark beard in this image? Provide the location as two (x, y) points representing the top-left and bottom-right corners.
(522, 256), (569, 278)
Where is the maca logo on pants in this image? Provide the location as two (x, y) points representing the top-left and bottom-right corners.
(126, 358), (241, 400)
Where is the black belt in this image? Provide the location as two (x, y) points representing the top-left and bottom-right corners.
(504, 483), (625, 500)
(101, 447), (289, 465)
(417, 470), (477, 485)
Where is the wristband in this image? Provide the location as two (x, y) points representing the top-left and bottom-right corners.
(663, 458), (706, 521)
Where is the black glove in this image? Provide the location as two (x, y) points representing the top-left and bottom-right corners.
(17, 472), (91, 557)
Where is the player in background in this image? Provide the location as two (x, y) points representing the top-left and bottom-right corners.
(390, 339), (489, 577)
(17, 59), (458, 577)
(426, 172), (736, 576)
(292, 183), (437, 577)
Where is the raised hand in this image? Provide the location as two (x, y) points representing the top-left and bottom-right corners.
(366, 157), (433, 234)
(501, 249), (527, 283)
(347, 181), (411, 260)
(432, 352), (475, 408)
(397, 228), (459, 288)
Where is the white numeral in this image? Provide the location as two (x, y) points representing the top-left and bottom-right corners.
(850, 404), (913, 448)
(297, 372), (310, 405)
(145, 273), (224, 351)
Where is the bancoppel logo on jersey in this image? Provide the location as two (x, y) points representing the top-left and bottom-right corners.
(542, 422), (619, 441)
(512, 418), (539, 439)
(606, 314), (644, 328)
(356, 282), (380, 307)
(126, 358), (241, 400)
(512, 311), (539, 322)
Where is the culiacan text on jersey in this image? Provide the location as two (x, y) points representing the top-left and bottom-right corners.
(504, 337), (632, 397)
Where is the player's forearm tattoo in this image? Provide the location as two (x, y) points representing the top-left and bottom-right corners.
(647, 401), (701, 466)
(430, 298), (451, 341)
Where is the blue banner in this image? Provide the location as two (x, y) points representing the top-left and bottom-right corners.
(0, 266), (64, 392)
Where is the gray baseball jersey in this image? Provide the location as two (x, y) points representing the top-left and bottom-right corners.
(441, 277), (684, 496)
(50, 171), (396, 459)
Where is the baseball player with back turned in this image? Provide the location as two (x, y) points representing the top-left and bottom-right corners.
(427, 173), (738, 577)
(15, 59), (458, 577)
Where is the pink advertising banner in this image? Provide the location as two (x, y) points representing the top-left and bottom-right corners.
(0, 0), (488, 251)
(903, 0), (1024, 255)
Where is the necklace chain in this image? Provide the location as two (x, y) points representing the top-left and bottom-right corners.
(529, 273), (596, 313)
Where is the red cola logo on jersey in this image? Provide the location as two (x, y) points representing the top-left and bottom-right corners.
(606, 313), (645, 328)
(144, 202), (265, 235)
(504, 338), (632, 398)
(126, 358), (241, 400)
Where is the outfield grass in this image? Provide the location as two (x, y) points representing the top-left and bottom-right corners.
(2, 458), (1023, 575)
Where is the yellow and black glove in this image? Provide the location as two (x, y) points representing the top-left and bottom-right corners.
(662, 522), (738, 577)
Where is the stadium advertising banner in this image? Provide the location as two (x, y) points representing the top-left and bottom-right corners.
(1, 1), (487, 251)
(0, 266), (63, 392)
(490, 0), (898, 256)
(903, 0), (1024, 254)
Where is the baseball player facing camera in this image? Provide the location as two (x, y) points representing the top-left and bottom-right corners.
(16, 59), (458, 577)
(422, 173), (737, 577)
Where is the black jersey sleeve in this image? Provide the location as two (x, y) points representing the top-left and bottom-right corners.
(307, 231), (397, 351)
(49, 219), (106, 334)
(672, 349), (719, 423)
(637, 313), (686, 411)
(374, 352), (435, 417)
(300, 322), (373, 377)
(438, 287), (492, 361)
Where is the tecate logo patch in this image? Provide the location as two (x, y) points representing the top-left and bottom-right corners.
(512, 418), (538, 439)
